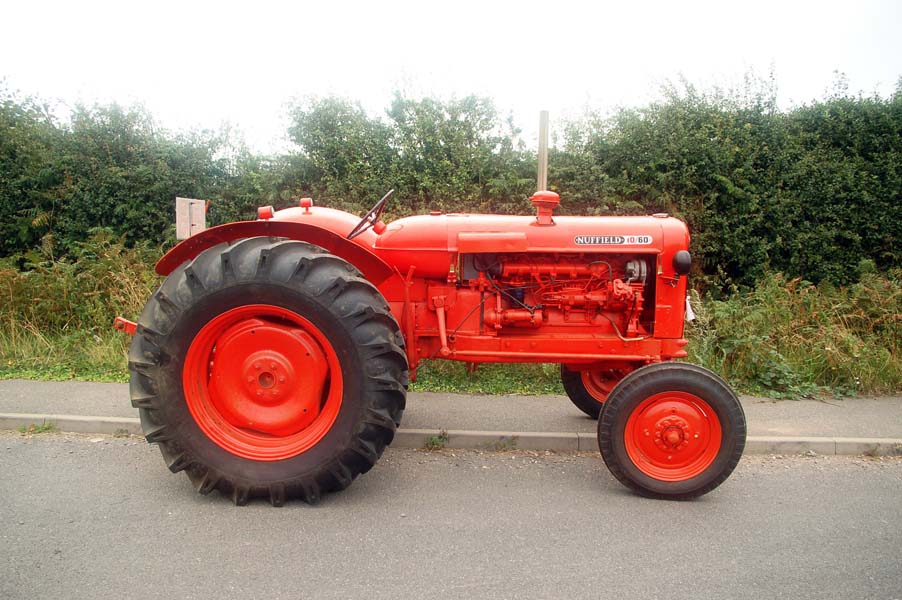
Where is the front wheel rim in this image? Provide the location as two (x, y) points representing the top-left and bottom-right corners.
(581, 370), (618, 403)
(623, 391), (722, 481)
(182, 304), (343, 461)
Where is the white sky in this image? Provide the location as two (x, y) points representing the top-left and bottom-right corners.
(2, 0), (900, 152)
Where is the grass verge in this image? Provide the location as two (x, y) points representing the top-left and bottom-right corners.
(0, 327), (129, 383)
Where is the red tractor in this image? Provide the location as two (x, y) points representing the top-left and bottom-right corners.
(118, 190), (746, 505)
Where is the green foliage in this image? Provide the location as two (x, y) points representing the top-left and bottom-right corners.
(686, 268), (902, 396)
(285, 93), (536, 217)
(17, 421), (56, 434)
(0, 229), (160, 333)
(1, 77), (900, 396)
(0, 86), (234, 256)
(385, 93), (534, 213)
(0, 230), (158, 383)
(3, 79), (899, 292)
(424, 430), (449, 451)
(552, 75), (901, 292)
(211, 152), (311, 226)
(0, 328), (130, 383)
(0, 87), (62, 256)
(287, 97), (396, 205)
(411, 361), (563, 396)
(770, 91), (902, 285)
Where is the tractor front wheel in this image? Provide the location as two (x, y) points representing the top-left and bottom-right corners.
(128, 237), (407, 505)
(561, 365), (626, 419)
(598, 363), (746, 499)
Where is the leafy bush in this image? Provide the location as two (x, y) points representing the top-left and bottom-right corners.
(2, 79), (900, 293)
(1, 77), (900, 392)
(686, 267), (902, 396)
(0, 231), (159, 380)
(0, 229), (159, 332)
(553, 77), (902, 292)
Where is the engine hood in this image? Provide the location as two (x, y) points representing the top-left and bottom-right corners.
(269, 204), (690, 280)
(376, 212), (688, 253)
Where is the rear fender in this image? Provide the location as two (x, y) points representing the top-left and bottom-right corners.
(155, 221), (395, 286)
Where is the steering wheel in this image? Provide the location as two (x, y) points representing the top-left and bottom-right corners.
(347, 189), (394, 240)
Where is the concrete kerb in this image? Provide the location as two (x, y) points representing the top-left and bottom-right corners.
(0, 413), (142, 436)
(2, 412), (901, 456)
(396, 428), (580, 451)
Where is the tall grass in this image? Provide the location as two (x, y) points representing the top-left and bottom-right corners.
(0, 230), (159, 331)
(0, 230), (158, 381)
(1, 234), (899, 396)
(0, 322), (129, 381)
(686, 266), (901, 396)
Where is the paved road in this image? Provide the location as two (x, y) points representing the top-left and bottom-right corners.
(1, 432), (900, 600)
(2, 379), (901, 438)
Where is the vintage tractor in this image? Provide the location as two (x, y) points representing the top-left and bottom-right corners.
(116, 189), (746, 505)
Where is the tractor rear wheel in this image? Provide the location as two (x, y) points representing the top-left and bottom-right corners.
(128, 237), (407, 505)
(560, 365), (625, 419)
(598, 363), (745, 499)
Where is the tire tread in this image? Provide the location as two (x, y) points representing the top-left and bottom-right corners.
(128, 238), (407, 505)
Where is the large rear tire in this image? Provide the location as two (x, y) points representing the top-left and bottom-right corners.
(598, 363), (745, 499)
(128, 237), (407, 505)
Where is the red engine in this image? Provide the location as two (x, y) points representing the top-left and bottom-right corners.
(463, 253), (649, 337)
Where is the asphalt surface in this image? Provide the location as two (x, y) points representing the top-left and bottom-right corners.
(1, 431), (901, 600)
(1, 379), (901, 438)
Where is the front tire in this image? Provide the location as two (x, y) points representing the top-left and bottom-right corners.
(598, 363), (745, 499)
(128, 237), (407, 505)
(560, 365), (626, 419)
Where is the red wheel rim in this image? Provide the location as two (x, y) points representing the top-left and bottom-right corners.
(581, 370), (617, 403)
(182, 304), (343, 461)
(623, 391), (722, 481)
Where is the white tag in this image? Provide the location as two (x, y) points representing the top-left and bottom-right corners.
(685, 295), (696, 322)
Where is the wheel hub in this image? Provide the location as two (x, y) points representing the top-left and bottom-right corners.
(240, 352), (295, 402)
(581, 369), (620, 403)
(209, 318), (328, 437)
(182, 304), (344, 461)
(653, 417), (691, 451)
(626, 391), (722, 481)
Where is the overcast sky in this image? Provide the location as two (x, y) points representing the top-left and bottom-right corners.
(2, 0), (900, 152)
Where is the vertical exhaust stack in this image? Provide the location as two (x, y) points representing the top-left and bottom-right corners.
(537, 110), (549, 192)
(531, 110), (559, 225)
